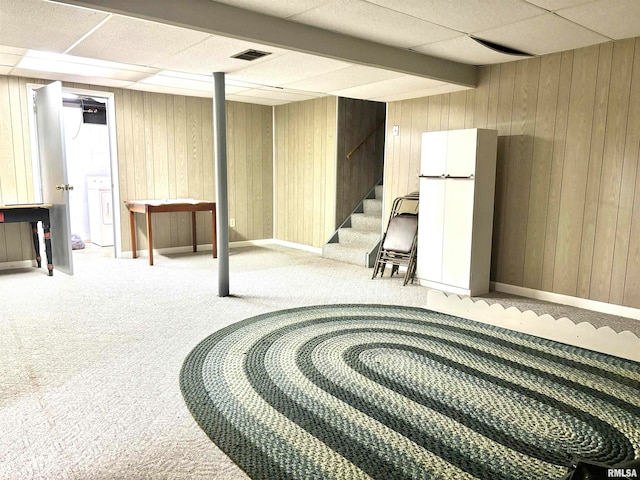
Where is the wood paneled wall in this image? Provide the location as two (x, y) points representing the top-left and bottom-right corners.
(385, 37), (640, 309)
(0, 75), (273, 262)
(274, 97), (337, 248)
(0, 75), (38, 262)
(335, 98), (385, 226)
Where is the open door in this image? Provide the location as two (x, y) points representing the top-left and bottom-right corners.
(34, 81), (74, 275)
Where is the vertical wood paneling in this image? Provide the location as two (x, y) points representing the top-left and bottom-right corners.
(383, 36), (640, 310)
(541, 50), (573, 292)
(523, 53), (562, 289)
(0, 76), (273, 260)
(553, 45), (599, 295)
(499, 58), (540, 285)
(610, 38), (640, 305)
(577, 42), (613, 298)
(490, 62), (516, 280)
(274, 97), (337, 248)
(589, 39), (635, 302)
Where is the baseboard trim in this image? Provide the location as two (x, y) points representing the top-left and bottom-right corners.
(427, 290), (640, 362)
(119, 238), (307, 258)
(0, 260), (35, 270)
(229, 239), (274, 249)
(271, 239), (322, 254)
(491, 282), (640, 321)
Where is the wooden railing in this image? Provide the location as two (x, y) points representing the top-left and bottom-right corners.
(346, 120), (384, 159)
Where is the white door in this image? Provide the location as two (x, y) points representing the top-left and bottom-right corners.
(446, 129), (477, 177)
(417, 178), (445, 282)
(421, 131), (448, 176)
(34, 82), (74, 275)
(441, 179), (474, 289)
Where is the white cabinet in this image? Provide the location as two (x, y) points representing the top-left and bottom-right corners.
(417, 128), (498, 296)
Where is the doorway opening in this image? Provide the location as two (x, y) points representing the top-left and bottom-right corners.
(27, 84), (122, 262)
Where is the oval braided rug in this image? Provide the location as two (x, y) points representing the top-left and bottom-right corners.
(179, 304), (640, 480)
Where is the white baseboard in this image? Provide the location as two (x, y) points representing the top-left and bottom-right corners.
(119, 238), (309, 258)
(0, 260), (35, 270)
(427, 290), (640, 362)
(491, 282), (640, 321)
(229, 239), (274, 249)
(271, 239), (322, 254)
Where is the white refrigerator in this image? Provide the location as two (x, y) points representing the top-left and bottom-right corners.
(416, 128), (498, 296)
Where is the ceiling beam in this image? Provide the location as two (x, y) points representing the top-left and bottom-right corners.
(49, 0), (477, 87)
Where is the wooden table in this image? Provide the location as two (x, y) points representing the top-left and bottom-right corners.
(0, 204), (54, 275)
(124, 199), (217, 266)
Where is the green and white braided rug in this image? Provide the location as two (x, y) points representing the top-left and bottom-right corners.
(179, 304), (640, 480)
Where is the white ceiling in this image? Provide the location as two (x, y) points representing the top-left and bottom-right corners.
(0, 0), (639, 105)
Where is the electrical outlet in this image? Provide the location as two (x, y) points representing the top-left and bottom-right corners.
(229, 218), (236, 228)
(392, 125), (399, 136)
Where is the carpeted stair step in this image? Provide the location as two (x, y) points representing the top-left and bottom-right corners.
(336, 227), (380, 249)
(350, 212), (381, 232)
(375, 184), (383, 199)
(322, 243), (367, 266)
(363, 198), (382, 216)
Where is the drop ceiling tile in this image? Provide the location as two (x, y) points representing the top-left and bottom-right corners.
(229, 52), (351, 87)
(236, 87), (321, 102)
(557, 0), (640, 40)
(0, 0), (109, 52)
(372, 83), (471, 102)
(226, 94), (289, 106)
(128, 82), (213, 98)
(69, 15), (210, 66)
(524, 0), (594, 10)
(10, 68), (134, 88)
(154, 34), (287, 75)
(0, 66), (12, 75)
(0, 45), (27, 55)
(139, 72), (214, 92)
(290, 0), (459, 49)
(282, 65), (402, 93)
(413, 35), (530, 65)
(330, 75), (445, 101)
(16, 52), (158, 82)
(477, 12), (609, 55)
(0, 52), (22, 67)
(366, 0), (545, 33)
(207, 0), (328, 18)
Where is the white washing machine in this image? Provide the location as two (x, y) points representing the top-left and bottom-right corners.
(87, 176), (114, 246)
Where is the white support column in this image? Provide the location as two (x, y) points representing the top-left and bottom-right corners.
(213, 72), (229, 297)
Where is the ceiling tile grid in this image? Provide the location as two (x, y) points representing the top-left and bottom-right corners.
(68, 14), (211, 66)
(475, 12), (611, 55)
(0, 0), (109, 52)
(0, 0), (639, 104)
(555, 0), (640, 40)
(364, 0), (547, 32)
(289, 0), (460, 49)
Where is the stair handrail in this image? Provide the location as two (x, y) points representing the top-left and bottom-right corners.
(346, 120), (384, 159)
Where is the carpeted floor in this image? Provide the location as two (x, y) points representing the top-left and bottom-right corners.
(1, 243), (639, 479)
(180, 304), (640, 480)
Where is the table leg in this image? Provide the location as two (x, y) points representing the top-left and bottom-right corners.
(192, 212), (197, 252)
(146, 208), (154, 266)
(42, 219), (53, 276)
(212, 210), (217, 258)
(129, 210), (137, 259)
(30, 222), (42, 268)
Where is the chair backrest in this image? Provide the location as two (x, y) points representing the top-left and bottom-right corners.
(382, 213), (418, 253)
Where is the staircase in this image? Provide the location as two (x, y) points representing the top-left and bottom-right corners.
(323, 184), (383, 267)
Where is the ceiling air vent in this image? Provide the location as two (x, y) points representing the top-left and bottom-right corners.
(231, 49), (272, 61)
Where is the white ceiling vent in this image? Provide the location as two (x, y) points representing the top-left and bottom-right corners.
(231, 49), (272, 61)
(471, 37), (533, 58)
